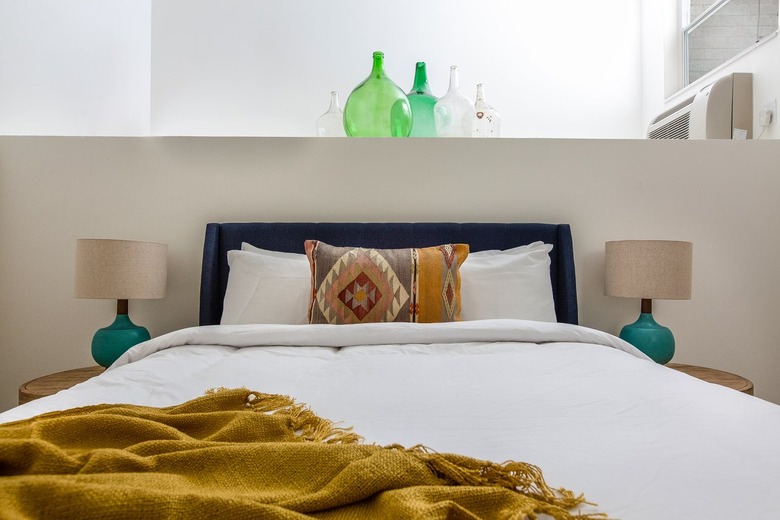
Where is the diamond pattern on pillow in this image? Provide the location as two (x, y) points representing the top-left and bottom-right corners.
(305, 241), (468, 324)
(317, 248), (410, 323)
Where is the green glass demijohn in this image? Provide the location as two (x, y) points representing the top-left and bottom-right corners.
(344, 51), (412, 137)
(406, 62), (438, 137)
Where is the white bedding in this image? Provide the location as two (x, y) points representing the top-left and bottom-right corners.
(3, 319), (780, 519)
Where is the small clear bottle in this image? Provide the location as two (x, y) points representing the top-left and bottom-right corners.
(316, 91), (346, 137)
(433, 66), (474, 137)
(471, 83), (501, 138)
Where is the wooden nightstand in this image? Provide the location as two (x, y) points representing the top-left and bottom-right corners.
(668, 363), (754, 395)
(18, 366), (106, 405)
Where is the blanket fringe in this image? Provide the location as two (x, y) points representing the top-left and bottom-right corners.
(207, 387), (363, 445)
(389, 445), (608, 520)
(207, 389), (607, 519)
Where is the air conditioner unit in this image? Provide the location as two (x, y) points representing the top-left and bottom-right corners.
(647, 72), (752, 139)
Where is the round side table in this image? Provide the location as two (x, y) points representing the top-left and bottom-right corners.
(18, 366), (106, 405)
(668, 363), (753, 395)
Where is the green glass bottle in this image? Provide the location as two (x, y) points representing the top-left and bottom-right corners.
(406, 62), (438, 137)
(344, 51), (412, 137)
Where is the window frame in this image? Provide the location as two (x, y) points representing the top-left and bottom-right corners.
(681, 0), (779, 87)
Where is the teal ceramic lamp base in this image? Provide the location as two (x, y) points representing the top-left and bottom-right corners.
(91, 301), (150, 367)
(619, 300), (675, 364)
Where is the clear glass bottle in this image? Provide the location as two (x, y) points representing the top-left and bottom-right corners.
(471, 83), (502, 138)
(433, 66), (474, 137)
(316, 91), (346, 137)
(406, 62), (438, 137)
(343, 51), (412, 137)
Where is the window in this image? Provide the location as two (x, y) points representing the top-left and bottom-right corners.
(683, 0), (778, 85)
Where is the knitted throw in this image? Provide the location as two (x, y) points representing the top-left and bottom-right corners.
(0, 388), (606, 519)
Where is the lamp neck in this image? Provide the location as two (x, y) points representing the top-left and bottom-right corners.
(117, 299), (129, 315)
(641, 298), (653, 314)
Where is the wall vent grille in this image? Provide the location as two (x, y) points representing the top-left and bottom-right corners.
(647, 73), (752, 139)
(648, 108), (691, 139)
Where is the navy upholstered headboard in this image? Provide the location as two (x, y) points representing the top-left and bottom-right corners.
(199, 222), (578, 326)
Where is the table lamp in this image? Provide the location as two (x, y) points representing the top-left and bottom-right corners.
(75, 239), (167, 367)
(604, 240), (692, 364)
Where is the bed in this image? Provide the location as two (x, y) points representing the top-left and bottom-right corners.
(2, 222), (780, 519)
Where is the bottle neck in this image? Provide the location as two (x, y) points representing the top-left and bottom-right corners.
(412, 62), (431, 94)
(328, 91), (340, 111)
(448, 66), (459, 91)
(475, 84), (486, 103)
(371, 52), (385, 78)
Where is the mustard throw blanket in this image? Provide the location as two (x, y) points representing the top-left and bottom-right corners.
(0, 389), (605, 519)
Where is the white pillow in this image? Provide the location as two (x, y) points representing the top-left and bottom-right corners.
(459, 242), (557, 322)
(240, 242), (303, 260)
(220, 245), (310, 325)
(224, 241), (557, 324)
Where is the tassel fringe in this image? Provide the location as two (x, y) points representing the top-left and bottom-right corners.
(207, 388), (607, 519)
(207, 387), (363, 444)
(396, 444), (608, 520)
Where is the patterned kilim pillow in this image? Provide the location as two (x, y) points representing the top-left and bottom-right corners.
(304, 240), (469, 324)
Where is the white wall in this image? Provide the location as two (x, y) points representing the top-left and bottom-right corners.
(0, 0), (643, 138)
(1, 137), (780, 414)
(0, 0), (151, 135)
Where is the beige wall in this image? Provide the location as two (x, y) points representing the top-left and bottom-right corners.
(1, 137), (778, 411)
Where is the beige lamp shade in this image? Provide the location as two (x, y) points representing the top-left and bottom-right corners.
(604, 240), (692, 300)
(75, 239), (167, 300)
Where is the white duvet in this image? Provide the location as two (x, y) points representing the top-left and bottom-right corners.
(3, 319), (780, 519)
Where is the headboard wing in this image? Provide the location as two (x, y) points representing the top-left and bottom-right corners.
(200, 222), (578, 326)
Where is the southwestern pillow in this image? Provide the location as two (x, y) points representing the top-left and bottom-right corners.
(305, 241), (469, 324)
